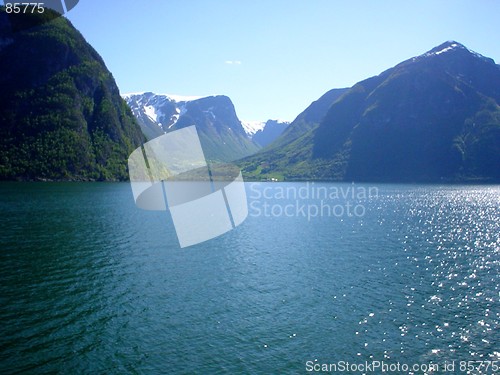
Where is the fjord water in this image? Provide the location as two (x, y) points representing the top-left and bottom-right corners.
(0, 182), (498, 374)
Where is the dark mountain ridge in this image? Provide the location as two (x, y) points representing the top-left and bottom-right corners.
(0, 7), (144, 181)
(242, 41), (500, 182)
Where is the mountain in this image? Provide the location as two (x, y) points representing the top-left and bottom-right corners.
(252, 120), (290, 147)
(242, 41), (500, 182)
(0, 8), (144, 181)
(122, 92), (199, 140)
(265, 88), (349, 151)
(124, 92), (260, 162)
(241, 88), (348, 179)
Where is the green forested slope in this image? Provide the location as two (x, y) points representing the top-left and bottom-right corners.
(0, 7), (144, 181)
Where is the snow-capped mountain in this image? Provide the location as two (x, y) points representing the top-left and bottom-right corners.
(123, 92), (260, 162)
(123, 92), (194, 140)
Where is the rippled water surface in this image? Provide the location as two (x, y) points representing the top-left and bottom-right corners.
(0, 182), (498, 374)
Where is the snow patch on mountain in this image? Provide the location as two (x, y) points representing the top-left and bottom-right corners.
(241, 120), (266, 136)
(420, 41), (491, 63)
(434, 43), (458, 55)
(144, 105), (158, 123)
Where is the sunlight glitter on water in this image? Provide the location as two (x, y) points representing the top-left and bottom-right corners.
(0, 183), (498, 373)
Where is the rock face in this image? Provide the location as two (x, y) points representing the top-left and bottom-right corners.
(124, 92), (260, 162)
(0, 8), (144, 181)
(252, 120), (290, 148)
(242, 42), (500, 182)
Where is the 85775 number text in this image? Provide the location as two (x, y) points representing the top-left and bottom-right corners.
(5, 3), (45, 14)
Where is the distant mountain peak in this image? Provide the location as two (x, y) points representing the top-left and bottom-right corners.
(123, 91), (260, 161)
(421, 41), (467, 58)
(420, 40), (493, 63)
(430, 41), (463, 54)
(439, 40), (464, 48)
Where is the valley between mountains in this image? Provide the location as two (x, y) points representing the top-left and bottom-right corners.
(0, 8), (498, 182)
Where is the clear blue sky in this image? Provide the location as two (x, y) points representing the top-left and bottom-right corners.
(58, 1), (500, 121)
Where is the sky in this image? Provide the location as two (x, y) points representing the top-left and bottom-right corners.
(34, 1), (500, 121)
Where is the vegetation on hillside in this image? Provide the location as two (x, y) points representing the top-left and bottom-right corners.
(0, 7), (144, 181)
